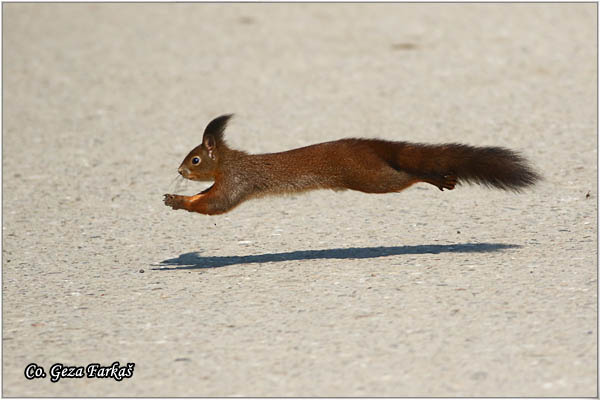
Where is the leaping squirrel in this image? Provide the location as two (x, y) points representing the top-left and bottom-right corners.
(164, 114), (540, 215)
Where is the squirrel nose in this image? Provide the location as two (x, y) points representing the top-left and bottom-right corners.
(178, 167), (184, 176)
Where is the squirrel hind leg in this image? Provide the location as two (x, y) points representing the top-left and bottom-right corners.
(421, 173), (458, 191)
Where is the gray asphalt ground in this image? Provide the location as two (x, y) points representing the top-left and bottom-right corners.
(2, 3), (597, 397)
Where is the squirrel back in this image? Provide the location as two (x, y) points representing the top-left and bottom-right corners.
(164, 114), (540, 215)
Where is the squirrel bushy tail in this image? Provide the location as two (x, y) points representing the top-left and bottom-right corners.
(390, 141), (541, 191)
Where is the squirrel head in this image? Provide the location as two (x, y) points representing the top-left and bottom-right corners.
(178, 114), (233, 181)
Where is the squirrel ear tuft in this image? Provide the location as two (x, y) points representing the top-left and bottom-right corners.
(203, 114), (234, 150)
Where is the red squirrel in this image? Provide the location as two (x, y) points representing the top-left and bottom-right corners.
(164, 114), (540, 215)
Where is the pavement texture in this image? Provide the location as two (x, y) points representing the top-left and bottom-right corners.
(2, 3), (597, 397)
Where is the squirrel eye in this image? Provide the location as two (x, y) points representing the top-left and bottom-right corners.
(191, 157), (200, 165)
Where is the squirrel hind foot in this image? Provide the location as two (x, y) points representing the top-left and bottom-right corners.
(440, 174), (458, 191)
(422, 173), (457, 191)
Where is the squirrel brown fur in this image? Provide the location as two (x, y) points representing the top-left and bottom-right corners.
(164, 114), (540, 215)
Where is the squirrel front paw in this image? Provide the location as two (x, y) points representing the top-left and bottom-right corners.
(164, 194), (186, 210)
